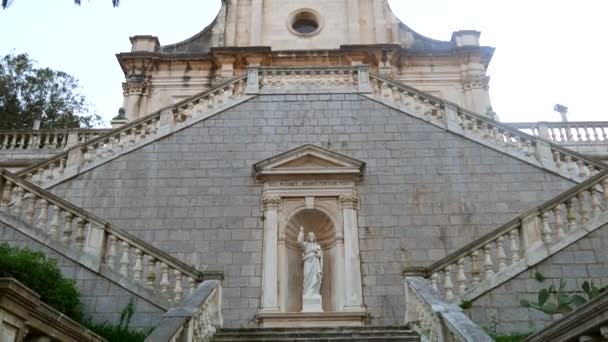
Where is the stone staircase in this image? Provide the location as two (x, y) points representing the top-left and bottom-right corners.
(12, 67), (607, 193)
(211, 326), (419, 341)
(0, 167), (216, 323)
(405, 169), (608, 305)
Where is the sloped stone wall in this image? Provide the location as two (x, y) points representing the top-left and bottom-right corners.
(50, 94), (576, 326)
(468, 222), (608, 335)
(0, 221), (164, 329)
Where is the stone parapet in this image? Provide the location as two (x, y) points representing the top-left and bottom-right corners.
(144, 280), (223, 342)
(0, 277), (105, 342)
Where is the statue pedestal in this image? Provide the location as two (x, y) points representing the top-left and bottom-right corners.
(302, 295), (323, 313)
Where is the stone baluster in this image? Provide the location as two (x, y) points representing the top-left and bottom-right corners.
(430, 273), (438, 292)
(553, 205), (565, 240)
(174, 270), (184, 303)
(49, 205), (60, 239)
(75, 218), (86, 248)
(442, 265), (455, 301)
(578, 192), (589, 223)
(577, 160), (587, 178)
(106, 235), (117, 270)
(160, 263), (170, 296)
(147, 256), (157, 289)
(483, 244), (494, 279)
(12, 186), (24, 216)
(553, 151), (563, 170)
(189, 277), (196, 295)
(37, 199), (49, 230)
(590, 189), (601, 217)
(565, 155), (576, 176)
(496, 236), (507, 272)
(133, 249), (143, 282)
(509, 229), (520, 264)
(470, 250), (481, 286)
(456, 258), (467, 296)
(567, 199), (577, 231)
(0, 179), (12, 209)
(63, 212), (74, 244)
(120, 241), (130, 277)
(541, 211), (552, 245)
(602, 179), (608, 207)
(24, 193), (37, 224)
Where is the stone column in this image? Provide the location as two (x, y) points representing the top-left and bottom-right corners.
(122, 78), (150, 122)
(462, 73), (491, 117)
(260, 196), (280, 312)
(250, 0), (263, 46)
(277, 216), (288, 312)
(340, 194), (365, 311)
(332, 221), (346, 311)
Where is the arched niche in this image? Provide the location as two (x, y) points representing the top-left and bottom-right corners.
(282, 208), (342, 312)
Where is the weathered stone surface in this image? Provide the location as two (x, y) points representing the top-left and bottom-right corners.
(49, 94), (576, 326)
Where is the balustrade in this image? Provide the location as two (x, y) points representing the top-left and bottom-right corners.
(508, 122), (608, 144)
(0, 169), (203, 308)
(425, 171), (608, 302)
(369, 76), (445, 123)
(17, 75), (248, 188)
(0, 129), (110, 153)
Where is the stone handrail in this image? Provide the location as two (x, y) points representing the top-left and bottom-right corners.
(0, 129), (112, 152)
(15, 73), (249, 187)
(368, 74), (607, 182)
(145, 280), (223, 342)
(412, 170), (608, 303)
(524, 288), (608, 342)
(0, 168), (206, 306)
(507, 121), (608, 144)
(404, 276), (493, 342)
(0, 277), (105, 342)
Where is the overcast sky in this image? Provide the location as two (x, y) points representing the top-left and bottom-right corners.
(1, 0), (606, 126)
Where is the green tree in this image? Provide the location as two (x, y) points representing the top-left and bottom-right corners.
(0, 53), (102, 130)
(1, 0), (120, 9)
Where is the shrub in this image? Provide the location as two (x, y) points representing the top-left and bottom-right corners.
(0, 243), (83, 321)
(84, 299), (153, 342)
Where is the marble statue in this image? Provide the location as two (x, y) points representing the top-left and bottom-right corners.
(298, 226), (323, 312)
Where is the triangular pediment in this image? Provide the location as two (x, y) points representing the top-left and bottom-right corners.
(253, 144), (365, 180)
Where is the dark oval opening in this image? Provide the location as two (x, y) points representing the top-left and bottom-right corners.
(292, 19), (319, 34)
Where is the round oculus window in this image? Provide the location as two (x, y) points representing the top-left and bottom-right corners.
(288, 10), (322, 36)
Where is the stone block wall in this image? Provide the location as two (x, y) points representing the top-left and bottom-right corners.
(49, 94), (576, 326)
(468, 222), (608, 335)
(0, 221), (164, 329)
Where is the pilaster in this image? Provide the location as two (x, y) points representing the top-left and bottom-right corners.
(340, 194), (365, 312)
(260, 196), (281, 312)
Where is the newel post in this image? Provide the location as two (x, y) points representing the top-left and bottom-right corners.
(245, 67), (260, 94)
(65, 148), (83, 177)
(65, 131), (80, 149)
(357, 65), (372, 93)
(82, 221), (107, 272)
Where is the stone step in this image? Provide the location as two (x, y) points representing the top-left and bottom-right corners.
(213, 326), (419, 342)
(213, 337), (417, 342)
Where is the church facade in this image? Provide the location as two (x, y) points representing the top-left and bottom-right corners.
(2, 0), (608, 341)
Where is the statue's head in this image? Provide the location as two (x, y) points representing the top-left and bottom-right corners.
(307, 232), (316, 242)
